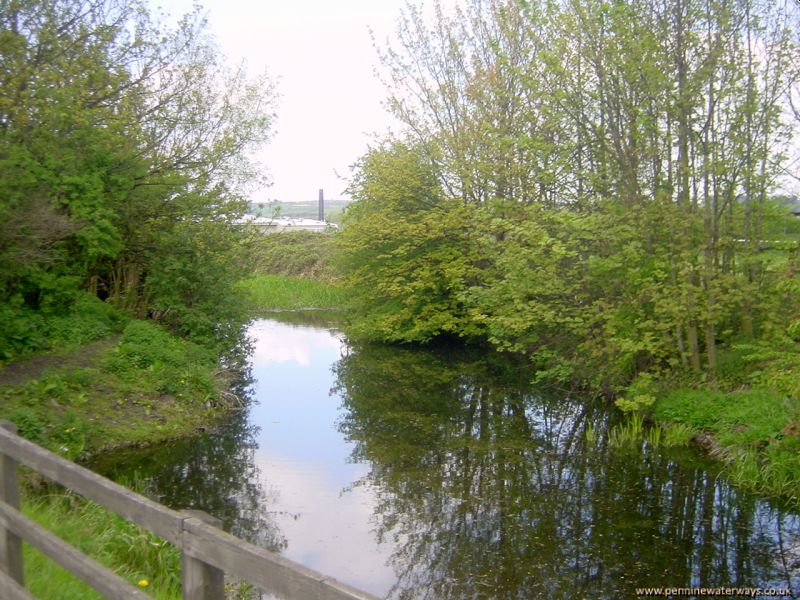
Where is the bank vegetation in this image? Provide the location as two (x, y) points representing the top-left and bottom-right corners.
(337, 0), (800, 503)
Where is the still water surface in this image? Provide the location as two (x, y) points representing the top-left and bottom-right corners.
(94, 315), (800, 599)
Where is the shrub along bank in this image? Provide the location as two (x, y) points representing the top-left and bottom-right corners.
(336, 143), (800, 508)
(331, 0), (800, 508)
(0, 0), (271, 592)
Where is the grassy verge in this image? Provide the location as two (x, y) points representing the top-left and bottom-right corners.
(648, 344), (800, 507)
(21, 489), (180, 599)
(239, 274), (345, 311)
(1, 319), (236, 461)
(1, 317), (251, 597)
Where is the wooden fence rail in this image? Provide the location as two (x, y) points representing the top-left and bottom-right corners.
(0, 420), (378, 600)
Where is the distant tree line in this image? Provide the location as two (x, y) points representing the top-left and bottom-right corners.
(0, 0), (276, 358)
(338, 0), (800, 390)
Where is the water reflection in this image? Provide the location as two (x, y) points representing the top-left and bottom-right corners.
(95, 317), (800, 599)
(334, 342), (800, 599)
(91, 400), (286, 551)
(246, 318), (397, 594)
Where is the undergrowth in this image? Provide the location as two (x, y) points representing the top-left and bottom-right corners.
(646, 343), (800, 506)
(1, 320), (226, 459)
(0, 293), (128, 365)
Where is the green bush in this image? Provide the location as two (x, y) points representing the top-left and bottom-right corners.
(142, 219), (252, 351)
(615, 372), (658, 413)
(712, 346), (752, 387)
(0, 293), (127, 364)
(48, 294), (128, 342)
(0, 297), (49, 360)
(337, 142), (480, 343)
(737, 342), (800, 399)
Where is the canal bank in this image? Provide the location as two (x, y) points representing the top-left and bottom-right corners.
(0, 317), (252, 598)
(0, 318), (247, 463)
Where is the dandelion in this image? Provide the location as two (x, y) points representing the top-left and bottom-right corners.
(138, 579), (149, 588)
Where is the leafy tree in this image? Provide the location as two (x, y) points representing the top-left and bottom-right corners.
(0, 0), (276, 358)
(338, 142), (481, 342)
(343, 0), (800, 387)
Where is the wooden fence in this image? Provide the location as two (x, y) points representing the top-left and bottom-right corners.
(0, 420), (378, 600)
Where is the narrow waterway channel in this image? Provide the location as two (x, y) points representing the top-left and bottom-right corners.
(93, 314), (800, 599)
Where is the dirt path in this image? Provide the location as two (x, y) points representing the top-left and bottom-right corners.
(0, 336), (120, 387)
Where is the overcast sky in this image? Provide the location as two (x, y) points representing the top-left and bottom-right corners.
(155, 0), (415, 202)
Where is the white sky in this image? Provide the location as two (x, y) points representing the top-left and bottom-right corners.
(155, 0), (414, 202)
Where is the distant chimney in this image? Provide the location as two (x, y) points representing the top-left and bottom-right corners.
(318, 189), (324, 221)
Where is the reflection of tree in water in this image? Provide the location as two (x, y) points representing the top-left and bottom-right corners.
(92, 377), (286, 553)
(333, 343), (800, 599)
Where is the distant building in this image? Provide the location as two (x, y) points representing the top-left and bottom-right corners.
(235, 215), (335, 233)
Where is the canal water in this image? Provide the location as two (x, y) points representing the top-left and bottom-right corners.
(93, 314), (800, 599)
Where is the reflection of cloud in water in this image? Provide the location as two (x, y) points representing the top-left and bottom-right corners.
(253, 449), (396, 597)
(251, 321), (343, 366)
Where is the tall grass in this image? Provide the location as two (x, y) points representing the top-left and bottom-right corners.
(607, 413), (645, 448)
(239, 274), (346, 311)
(21, 489), (180, 599)
(250, 231), (338, 281)
(654, 384), (800, 507)
(21, 487), (260, 599)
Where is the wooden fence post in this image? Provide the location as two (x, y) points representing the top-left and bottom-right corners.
(182, 510), (224, 600)
(0, 420), (24, 586)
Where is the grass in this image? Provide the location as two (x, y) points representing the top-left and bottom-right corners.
(653, 387), (800, 505)
(650, 342), (800, 506)
(1, 319), (233, 461)
(607, 413), (645, 448)
(250, 230), (339, 281)
(0, 320), (254, 598)
(21, 488), (180, 599)
(243, 229), (345, 310)
(661, 422), (695, 447)
(21, 489), (257, 599)
(606, 341), (800, 506)
(0, 291), (260, 597)
(239, 274), (346, 311)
